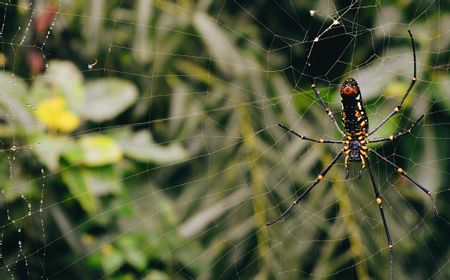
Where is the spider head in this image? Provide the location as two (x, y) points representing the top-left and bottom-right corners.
(341, 78), (360, 97)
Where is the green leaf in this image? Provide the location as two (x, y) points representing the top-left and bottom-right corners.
(83, 166), (123, 196)
(42, 60), (85, 111)
(432, 75), (450, 111)
(80, 134), (123, 167)
(193, 11), (251, 75)
(143, 270), (171, 280)
(100, 245), (124, 274)
(61, 140), (84, 164)
(0, 72), (36, 130)
(61, 165), (98, 215)
(117, 236), (147, 271)
(0, 72), (28, 103)
(81, 78), (138, 122)
(32, 135), (72, 170)
(121, 130), (188, 164)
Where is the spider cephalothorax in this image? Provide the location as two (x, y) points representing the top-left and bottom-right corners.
(340, 77), (360, 96)
(267, 30), (436, 280)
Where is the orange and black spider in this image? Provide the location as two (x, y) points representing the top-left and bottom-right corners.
(266, 30), (437, 280)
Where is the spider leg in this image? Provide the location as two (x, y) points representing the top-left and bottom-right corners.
(266, 151), (343, 226)
(369, 148), (437, 214)
(366, 158), (394, 280)
(311, 83), (345, 136)
(369, 115), (424, 143)
(279, 123), (343, 144)
(369, 30), (417, 136)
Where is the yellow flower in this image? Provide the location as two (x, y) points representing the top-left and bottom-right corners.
(100, 244), (113, 255)
(81, 234), (96, 246)
(0, 52), (6, 66)
(58, 111), (80, 133)
(35, 96), (80, 133)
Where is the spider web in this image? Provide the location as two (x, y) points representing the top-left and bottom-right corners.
(0, 1), (449, 279)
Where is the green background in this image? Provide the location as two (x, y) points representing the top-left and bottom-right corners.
(0, 1), (449, 279)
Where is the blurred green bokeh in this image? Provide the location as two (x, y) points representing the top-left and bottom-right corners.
(0, 1), (449, 279)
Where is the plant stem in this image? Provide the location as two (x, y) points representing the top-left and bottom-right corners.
(238, 105), (271, 279)
(326, 154), (369, 280)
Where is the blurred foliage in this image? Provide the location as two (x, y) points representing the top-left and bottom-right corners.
(0, 0), (449, 280)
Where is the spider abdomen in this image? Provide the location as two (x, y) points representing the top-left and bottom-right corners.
(340, 78), (369, 168)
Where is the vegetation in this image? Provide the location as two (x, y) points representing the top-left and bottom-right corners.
(0, 1), (448, 279)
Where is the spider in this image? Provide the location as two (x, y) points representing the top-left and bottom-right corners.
(266, 30), (437, 280)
